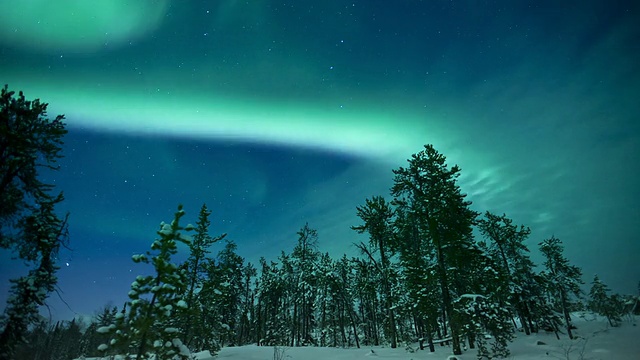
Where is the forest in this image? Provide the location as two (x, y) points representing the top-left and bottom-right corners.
(1, 85), (638, 360)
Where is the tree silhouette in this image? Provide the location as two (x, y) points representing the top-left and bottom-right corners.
(0, 85), (69, 359)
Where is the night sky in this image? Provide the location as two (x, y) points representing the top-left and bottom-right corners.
(1, 1), (638, 322)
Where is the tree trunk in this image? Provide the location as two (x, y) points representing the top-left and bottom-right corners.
(560, 291), (574, 340)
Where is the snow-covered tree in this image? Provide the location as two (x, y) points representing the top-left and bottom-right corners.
(352, 196), (398, 348)
(391, 144), (479, 356)
(255, 256), (290, 346)
(212, 239), (245, 346)
(453, 294), (513, 359)
(477, 212), (538, 335)
(100, 205), (193, 359)
(80, 305), (120, 357)
(182, 203), (226, 349)
(236, 262), (257, 345)
(588, 275), (622, 327)
(290, 223), (320, 346)
(539, 236), (583, 339)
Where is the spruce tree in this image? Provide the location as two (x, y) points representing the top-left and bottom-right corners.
(539, 236), (583, 339)
(236, 262), (257, 345)
(0, 85), (69, 359)
(477, 212), (536, 335)
(213, 239), (245, 346)
(391, 144), (478, 356)
(291, 223), (320, 346)
(352, 195), (398, 348)
(100, 205), (193, 359)
(182, 203), (226, 349)
(0, 196), (69, 359)
(588, 275), (621, 327)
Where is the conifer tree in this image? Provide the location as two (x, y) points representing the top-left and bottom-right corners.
(213, 239), (245, 346)
(588, 275), (621, 327)
(182, 203), (226, 348)
(81, 305), (119, 357)
(236, 262), (257, 345)
(393, 207), (441, 352)
(352, 257), (381, 346)
(255, 257), (290, 346)
(539, 236), (583, 339)
(391, 144), (478, 356)
(0, 195), (69, 359)
(477, 212), (536, 334)
(352, 196), (398, 348)
(333, 255), (360, 348)
(291, 223), (320, 346)
(100, 205), (193, 359)
(0, 85), (69, 359)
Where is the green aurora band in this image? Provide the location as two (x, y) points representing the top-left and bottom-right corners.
(0, 0), (169, 52)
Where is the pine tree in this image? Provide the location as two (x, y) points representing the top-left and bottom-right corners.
(588, 275), (622, 327)
(393, 206), (440, 352)
(100, 205), (193, 359)
(0, 196), (69, 359)
(477, 212), (536, 335)
(290, 223), (320, 346)
(236, 262), (257, 345)
(352, 257), (381, 346)
(391, 144), (478, 356)
(352, 196), (398, 348)
(182, 203), (226, 349)
(80, 305), (119, 357)
(215, 240), (245, 346)
(0, 85), (69, 359)
(255, 257), (290, 346)
(451, 243), (514, 357)
(539, 236), (583, 339)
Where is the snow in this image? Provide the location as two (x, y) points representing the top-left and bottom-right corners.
(96, 325), (112, 334)
(75, 313), (640, 360)
(214, 313), (640, 360)
(458, 294), (485, 301)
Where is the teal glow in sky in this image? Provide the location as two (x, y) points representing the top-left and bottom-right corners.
(0, 0), (638, 321)
(0, 0), (169, 52)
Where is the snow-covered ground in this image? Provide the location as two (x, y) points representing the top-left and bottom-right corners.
(81, 313), (640, 360)
(215, 314), (639, 360)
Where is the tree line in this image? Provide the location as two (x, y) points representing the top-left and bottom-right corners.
(1, 86), (637, 360)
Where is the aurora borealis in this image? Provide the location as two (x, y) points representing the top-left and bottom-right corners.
(1, 1), (638, 321)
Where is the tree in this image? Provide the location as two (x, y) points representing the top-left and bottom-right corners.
(0, 85), (69, 359)
(290, 223), (320, 346)
(539, 236), (583, 339)
(101, 205), (192, 359)
(236, 262), (257, 345)
(182, 203), (226, 348)
(588, 275), (622, 327)
(0, 195), (69, 359)
(254, 257), (290, 346)
(352, 196), (398, 348)
(391, 144), (478, 356)
(477, 211), (536, 335)
(80, 305), (119, 357)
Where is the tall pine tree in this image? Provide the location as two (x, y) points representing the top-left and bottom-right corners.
(391, 144), (478, 356)
(182, 203), (226, 349)
(352, 196), (398, 348)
